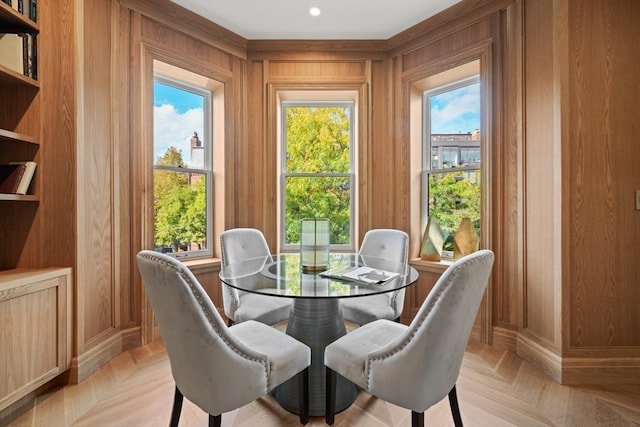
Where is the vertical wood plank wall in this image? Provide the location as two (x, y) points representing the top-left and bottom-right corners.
(44, 0), (640, 388)
(561, 0), (640, 382)
(72, 0), (121, 383)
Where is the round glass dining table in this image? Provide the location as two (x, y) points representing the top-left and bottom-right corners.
(219, 252), (419, 416)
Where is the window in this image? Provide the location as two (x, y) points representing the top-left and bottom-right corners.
(280, 102), (355, 251)
(153, 73), (212, 258)
(423, 76), (481, 256)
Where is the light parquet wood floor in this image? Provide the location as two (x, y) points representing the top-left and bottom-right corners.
(4, 339), (640, 427)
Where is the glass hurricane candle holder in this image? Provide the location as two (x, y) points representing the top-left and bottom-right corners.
(300, 218), (330, 272)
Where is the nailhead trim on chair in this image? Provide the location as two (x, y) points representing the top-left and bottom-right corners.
(219, 241), (240, 318)
(365, 252), (492, 389)
(139, 253), (272, 389)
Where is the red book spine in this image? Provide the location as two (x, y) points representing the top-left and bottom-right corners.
(0, 164), (27, 194)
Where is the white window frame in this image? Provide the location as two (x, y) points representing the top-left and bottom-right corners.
(152, 72), (213, 259)
(422, 75), (481, 256)
(280, 101), (355, 252)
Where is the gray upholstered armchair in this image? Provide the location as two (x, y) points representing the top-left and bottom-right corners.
(136, 250), (311, 427)
(340, 229), (409, 325)
(325, 249), (494, 427)
(220, 228), (292, 326)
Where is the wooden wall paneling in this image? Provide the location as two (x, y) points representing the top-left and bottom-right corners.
(119, 0), (247, 59)
(263, 72), (280, 246)
(401, 19), (493, 72)
(388, 0), (514, 53)
(208, 53), (239, 252)
(368, 58), (396, 230)
(121, 2), (242, 345)
(491, 0), (523, 353)
(247, 40), (388, 58)
(566, 0), (640, 349)
(78, 0), (118, 348)
(522, 0), (558, 349)
(139, 18), (233, 71)
(240, 60), (265, 231)
(122, 6), (150, 348)
(71, 0), (122, 384)
(266, 60), (368, 80)
(114, 0), (138, 350)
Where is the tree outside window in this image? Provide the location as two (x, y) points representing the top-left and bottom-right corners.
(153, 75), (212, 258)
(282, 103), (354, 249)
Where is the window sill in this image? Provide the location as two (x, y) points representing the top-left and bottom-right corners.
(410, 258), (453, 274)
(183, 257), (221, 273)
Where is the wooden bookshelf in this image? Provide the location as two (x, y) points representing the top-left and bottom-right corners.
(0, 1), (39, 32)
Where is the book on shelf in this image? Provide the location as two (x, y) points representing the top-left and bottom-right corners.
(1, 0), (17, 10)
(0, 32), (36, 79)
(0, 0), (21, 13)
(321, 266), (400, 285)
(22, 32), (36, 79)
(0, 33), (23, 74)
(29, 0), (36, 22)
(0, 163), (26, 194)
(1, 0), (35, 22)
(0, 161), (36, 194)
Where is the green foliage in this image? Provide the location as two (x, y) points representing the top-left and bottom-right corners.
(284, 106), (352, 245)
(428, 171), (481, 251)
(153, 146), (207, 252)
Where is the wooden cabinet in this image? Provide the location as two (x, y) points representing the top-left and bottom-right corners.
(0, 268), (72, 410)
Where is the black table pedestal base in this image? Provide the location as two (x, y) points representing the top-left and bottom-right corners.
(274, 298), (358, 416)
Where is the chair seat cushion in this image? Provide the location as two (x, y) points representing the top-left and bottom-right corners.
(340, 294), (396, 325)
(234, 293), (291, 325)
(324, 319), (406, 390)
(230, 320), (310, 391)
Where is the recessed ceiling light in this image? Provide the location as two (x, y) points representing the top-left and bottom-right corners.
(309, 7), (321, 17)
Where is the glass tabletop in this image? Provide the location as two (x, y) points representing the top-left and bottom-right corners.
(219, 252), (418, 299)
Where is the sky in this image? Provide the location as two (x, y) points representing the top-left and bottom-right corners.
(153, 81), (204, 166)
(429, 83), (480, 134)
(153, 80), (481, 163)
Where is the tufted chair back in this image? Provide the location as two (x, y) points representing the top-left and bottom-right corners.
(137, 250), (270, 415)
(220, 228), (273, 321)
(359, 228), (409, 312)
(367, 249), (494, 413)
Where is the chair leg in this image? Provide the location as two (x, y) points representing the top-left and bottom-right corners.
(411, 411), (424, 427)
(298, 367), (309, 424)
(169, 386), (183, 427)
(448, 385), (463, 427)
(209, 414), (221, 427)
(325, 367), (337, 425)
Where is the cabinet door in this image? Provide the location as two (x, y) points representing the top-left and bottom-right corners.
(0, 268), (73, 410)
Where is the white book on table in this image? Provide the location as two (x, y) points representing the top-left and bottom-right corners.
(321, 266), (399, 285)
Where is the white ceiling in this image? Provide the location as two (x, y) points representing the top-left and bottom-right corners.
(170, 0), (462, 40)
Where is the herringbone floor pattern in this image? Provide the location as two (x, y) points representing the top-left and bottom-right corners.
(5, 339), (640, 427)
